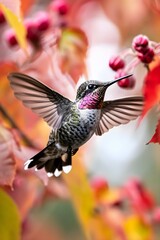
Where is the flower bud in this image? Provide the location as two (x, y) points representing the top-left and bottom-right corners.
(132, 34), (149, 53)
(5, 29), (18, 47)
(109, 56), (125, 71)
(25, 19), (40, 43)
(50, 0), (69, 15)
(35, 12), (50, 32)
(137, 47), (154, 64)
(115, 70), (135, 89)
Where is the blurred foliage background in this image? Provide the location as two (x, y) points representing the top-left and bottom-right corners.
(0, 0), (160, 240)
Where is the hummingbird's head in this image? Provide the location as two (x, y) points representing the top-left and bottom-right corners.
(76, 74), (132, 109)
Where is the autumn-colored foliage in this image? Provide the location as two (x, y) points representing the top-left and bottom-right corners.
(142, 65), (160, 119)
(147, 120), (160, 144)
(0, 1), (160, 240)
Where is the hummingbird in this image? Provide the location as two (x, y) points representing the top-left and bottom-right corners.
(8, 73), (143, 177)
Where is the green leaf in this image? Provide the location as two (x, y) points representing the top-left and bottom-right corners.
(0, 188), (21, 240)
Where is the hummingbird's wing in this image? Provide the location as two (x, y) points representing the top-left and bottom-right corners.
(8, 72), (72, 129)
(95, 96), (143, 136)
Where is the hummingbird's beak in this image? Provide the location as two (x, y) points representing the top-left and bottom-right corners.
(105, 74), (133, 87)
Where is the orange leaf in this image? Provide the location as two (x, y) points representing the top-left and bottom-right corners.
(57, 27), (88, 83)
(147, 120), (160, 144)
(20, 0), (35, 15)
(0, 62), (27, 129)
(141, 64), (160, 119)
(0, 62), (49, 146)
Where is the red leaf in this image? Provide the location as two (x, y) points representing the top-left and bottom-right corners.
(147, 120), (160, 144)
(141, 64), (160, 119)
(5, 174), (39, 219)
(124, 178), (154, 219)
(0, 125), (17, 188)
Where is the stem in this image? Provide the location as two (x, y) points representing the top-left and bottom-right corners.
(121, 48), (134, 58)
(0, 104), (38, 149)
(145, 64), (150, 72)
(125, 58), (140, 72)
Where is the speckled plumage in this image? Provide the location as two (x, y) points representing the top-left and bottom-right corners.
(55, 106), (100, 148)
(8, 72), (144, 177)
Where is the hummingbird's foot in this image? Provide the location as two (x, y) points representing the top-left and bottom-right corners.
(62, 146), (72, 174)
(72, 148), (78, 156)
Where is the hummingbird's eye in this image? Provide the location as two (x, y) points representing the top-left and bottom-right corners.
(87, 84), (97, 90)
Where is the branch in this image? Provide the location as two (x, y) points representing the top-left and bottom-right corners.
(0, 104), (38, 149)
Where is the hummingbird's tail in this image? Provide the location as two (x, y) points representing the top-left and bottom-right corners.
(24, 143), (72, 177)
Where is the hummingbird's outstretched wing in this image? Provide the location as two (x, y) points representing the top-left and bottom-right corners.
(95, 96), (143, 136)
(8, 72), (72, 129)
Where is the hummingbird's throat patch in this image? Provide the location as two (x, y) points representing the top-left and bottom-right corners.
(78, 93), (103, 109)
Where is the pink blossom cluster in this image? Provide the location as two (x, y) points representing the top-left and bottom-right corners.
(0, 0), (69, 48)
(109, 34), (160, 89)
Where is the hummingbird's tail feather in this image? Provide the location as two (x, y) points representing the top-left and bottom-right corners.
(24, 143), (74, 177)
(45, 157), (62, 177)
